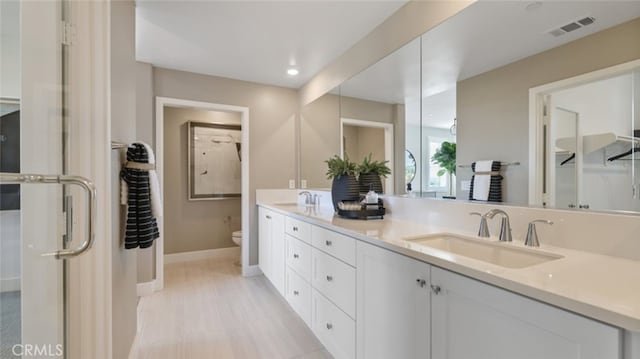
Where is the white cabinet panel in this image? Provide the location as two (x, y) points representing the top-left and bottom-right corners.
(431, 267), (622, 359)
(356, 241), (431, 359)
(286, 234), (312, 282)
(270, 212), (285, 295)
(312, 226), (356, 266)
(258, 207), (272, 279)
(285, 267), (312, 326)
(312, 289), (356, 359)
(312, 248), (356, 319)
(285, 216), (311, 243)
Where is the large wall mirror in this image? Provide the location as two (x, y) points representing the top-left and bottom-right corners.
(299, 0), (640, 215)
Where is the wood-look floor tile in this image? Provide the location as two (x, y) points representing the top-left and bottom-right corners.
(133, 257), (332, 359)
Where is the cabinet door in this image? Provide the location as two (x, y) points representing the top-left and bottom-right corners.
(270, 212), (286, 295)
(258, 207), (272, 279)
(356, 241), (431, 359)
(431, 267), (622, 359)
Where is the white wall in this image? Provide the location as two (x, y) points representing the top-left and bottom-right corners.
(1, 0), (20, 99)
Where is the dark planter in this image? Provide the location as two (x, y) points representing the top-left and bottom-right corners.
(358, 172), (383, 194)
(331, 174), (360, 210)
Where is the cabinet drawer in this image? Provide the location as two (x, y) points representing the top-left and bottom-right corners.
(312, 226), (356, 266)
(312, 289), (356, 359)
(285, 267), (311, 327)
(312, 248), (356, 319)
(285, 216), (311, 243)
(286, 234), (311, 282)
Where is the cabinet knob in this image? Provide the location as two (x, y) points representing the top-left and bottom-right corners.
(293, 253), (299, 259)
(326, 323), (333, 330)
(266, 215), (272, 219)
(293, 226), (298, 231)
(325, 240), (332, 246)
(430, 284), (441, 295)
(416, 278), (426, 288)
(293, 290), (299, 296)
(326, 275), (333, 282)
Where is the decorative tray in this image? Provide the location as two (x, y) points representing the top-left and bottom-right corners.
(336, 199), (385, 220)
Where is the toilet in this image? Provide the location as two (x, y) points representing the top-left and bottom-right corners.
(232, 230), (242, 246)
(232, 230), (242, 266)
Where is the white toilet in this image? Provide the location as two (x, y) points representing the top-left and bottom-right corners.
(232, 230), (242, 266)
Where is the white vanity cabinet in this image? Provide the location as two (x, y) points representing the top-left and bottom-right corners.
(430, 267), (622, 359)
(356, 241), (431, 359)
(258, 207), (285, 295)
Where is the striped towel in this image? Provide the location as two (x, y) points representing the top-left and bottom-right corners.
(468, 161), (503, 202)
(120, 143), (160, 249)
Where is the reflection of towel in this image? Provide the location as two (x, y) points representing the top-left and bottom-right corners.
(120, 143), (160, 249)
(469, 161), (503, 202)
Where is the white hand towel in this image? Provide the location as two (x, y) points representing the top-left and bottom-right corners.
(141, 142), (163, 218)
(472, 160), (493, 201)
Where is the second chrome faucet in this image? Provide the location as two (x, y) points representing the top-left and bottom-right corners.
(470, 209), (512, 242)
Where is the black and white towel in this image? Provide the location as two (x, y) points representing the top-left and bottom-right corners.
(468, 161), (503, 202)
(120, 143), (160, 249)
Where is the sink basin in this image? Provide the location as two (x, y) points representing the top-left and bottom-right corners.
(404, 233), (563, 269)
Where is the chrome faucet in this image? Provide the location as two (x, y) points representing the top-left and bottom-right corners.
(299, 191), (313, 206)
(470, 212), (490, 238)
(525, 219), (553, 247)
(486, 209), (512, 242)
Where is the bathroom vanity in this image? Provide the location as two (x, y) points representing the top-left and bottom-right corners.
(257, 194), (640, 359)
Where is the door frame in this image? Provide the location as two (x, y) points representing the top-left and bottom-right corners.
(339, 117), (394, 194)
(528, 58), (640, 206)
(154, 97), (251, 286)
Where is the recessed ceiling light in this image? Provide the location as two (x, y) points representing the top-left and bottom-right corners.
(287, 68), (299, 76)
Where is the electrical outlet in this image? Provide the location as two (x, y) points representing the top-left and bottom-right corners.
(301, 179), (307, 189)
(289, 179), (295, 189)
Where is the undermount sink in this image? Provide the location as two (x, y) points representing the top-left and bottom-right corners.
(404, 233), (563, 269)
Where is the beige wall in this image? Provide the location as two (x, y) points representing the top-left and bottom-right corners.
(343, 125), (385, 164)
(110, 1), (137, 359)
(145, 67), (298, 264)
(457, 18), (640, 204)
(164, 107), (242, 254)
(135, 61), (156, 283)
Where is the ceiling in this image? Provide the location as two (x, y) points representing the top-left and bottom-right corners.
(339, 0), (640, 128)
(136, 0), (406, 88)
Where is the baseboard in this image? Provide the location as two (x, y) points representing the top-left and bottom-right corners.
(164, 246), (240, 264)
(0, 277), (20, 292)
(243, 264), (263, 277)
(137, 280), (156, 297)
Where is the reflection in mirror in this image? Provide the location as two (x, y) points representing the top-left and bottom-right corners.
(340, 37), (421, 195)
(405, 149), (416, 191)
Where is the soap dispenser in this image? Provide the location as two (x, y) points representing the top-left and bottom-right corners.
(365, 184), (379, 204)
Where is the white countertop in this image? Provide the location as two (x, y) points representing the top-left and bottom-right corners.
(260, 203), (640, 332)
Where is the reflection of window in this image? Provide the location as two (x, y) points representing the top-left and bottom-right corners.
(428, 138), (447, 190)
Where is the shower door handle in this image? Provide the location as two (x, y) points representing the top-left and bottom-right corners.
(0, 172), (97, 259)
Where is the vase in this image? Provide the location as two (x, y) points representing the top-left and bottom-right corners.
(358, 172), (383, 194)
(331, 174), (360, 210)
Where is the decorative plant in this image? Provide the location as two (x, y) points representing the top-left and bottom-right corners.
(357, 154), (391, 177)
(431, 141), (456, 196)
(325, 154), (357, 179)
(431, 142), (456, 176)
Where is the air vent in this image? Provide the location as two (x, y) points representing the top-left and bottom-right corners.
(548, 16), (596, 37)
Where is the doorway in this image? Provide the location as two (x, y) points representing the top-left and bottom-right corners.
(154, 97), (250, 288)
(340, 118), (394, 194)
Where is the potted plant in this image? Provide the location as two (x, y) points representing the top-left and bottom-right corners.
(431, 141), (456, 196)
(357, 154), (391, 194)
(325, 154), (359, 210)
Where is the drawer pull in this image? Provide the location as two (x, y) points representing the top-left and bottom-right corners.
(326, 275), (333, 282)
(293, 290), (299, 296)
(325, 240), (332, 246)
(430, 284), (441, 295)
(266, 215), (272, 219)
(326, 323), (333, 330)
(293, 226), (298, 231)
(293, 253), (299, 259)
(416, 278), (426, 288)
